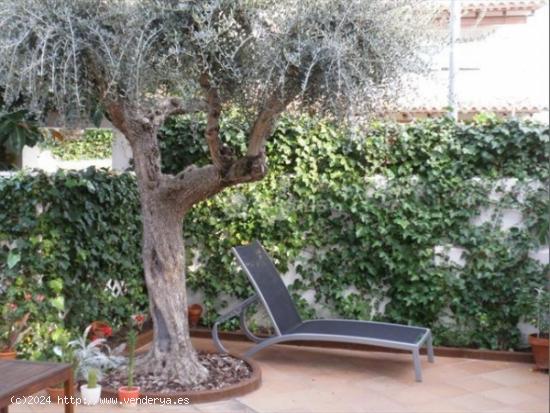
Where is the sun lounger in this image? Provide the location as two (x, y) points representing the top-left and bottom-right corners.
(212, 240), (434, 382)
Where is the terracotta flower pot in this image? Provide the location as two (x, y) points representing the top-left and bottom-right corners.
(529, 333), (549, 370)
(89, 321), (113, 341)
(188, 304), (203, 328)
(0, 350), (17, 360)
(118, 386), (140, 406)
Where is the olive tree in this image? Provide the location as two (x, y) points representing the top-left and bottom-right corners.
(0, 0), (437, 385)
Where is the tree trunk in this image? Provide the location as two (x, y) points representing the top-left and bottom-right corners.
(121, 123), (210, 386)
(135, 189), (209, 385)
(105, 101), (273, 386)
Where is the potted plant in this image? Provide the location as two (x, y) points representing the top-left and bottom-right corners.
(48, 325), (123, 402)
(70, 325), (124, 382)
(80, 368), (102, 406)
(118, 329), (140, 406)
(0, 303), (30, 359)
(188, 303), (203, 328)
(88, 321), (113, 342)
(528, 287), (549, 370)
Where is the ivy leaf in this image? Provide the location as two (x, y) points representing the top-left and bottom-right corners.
(7, 251), (21, 269)
(395, 219), (409, 230)
(50, 296), (65, 311)
(48, 278), (64, 293)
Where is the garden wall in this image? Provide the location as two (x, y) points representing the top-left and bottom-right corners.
(21, 128), (114, 172)
(0, 115), (547, 359)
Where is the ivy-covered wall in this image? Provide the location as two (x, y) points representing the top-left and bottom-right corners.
(163, 114), (548, 350)
(0, 115), (548, 358)
(0, 169), (146, 359)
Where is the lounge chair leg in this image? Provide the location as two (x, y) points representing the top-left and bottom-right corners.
(240, 308), (270, 344)
(211, 295), (259, 354)
(244, 335), (284, 358)
(212, 321), (229, 353)
(412, 348), (422, 382)
(426, 332), (435, 363)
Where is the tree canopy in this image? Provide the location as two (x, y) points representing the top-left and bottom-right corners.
(0, 0), (437, 124)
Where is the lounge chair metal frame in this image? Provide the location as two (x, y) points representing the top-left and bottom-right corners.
(212, 241), (435, 382)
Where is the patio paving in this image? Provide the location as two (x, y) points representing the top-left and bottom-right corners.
(9, 337), (549, 413)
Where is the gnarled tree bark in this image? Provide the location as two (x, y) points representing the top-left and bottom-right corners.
(105, 93), (289, 385)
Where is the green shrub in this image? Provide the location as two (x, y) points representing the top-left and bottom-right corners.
(43, 129), (113, 160)
(0, 168), (147, 359)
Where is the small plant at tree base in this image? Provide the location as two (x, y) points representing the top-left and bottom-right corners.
(87, 368), (98, 389)
(68, 325), (124, 382)
(0, 303), (31, 352)
(126, 330), (137, 388)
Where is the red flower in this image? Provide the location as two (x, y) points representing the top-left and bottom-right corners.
(35, 294), (45, 303)
(99, 326), (113, 337)
(131, 314), (146, 329)
(6, 303), (17, 311)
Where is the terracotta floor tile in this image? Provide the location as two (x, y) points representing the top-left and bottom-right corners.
(197, 399), (257, 413)
(450, 393), (510, 411)
(357, 376), (411, 393)
(480, 387), (543, 406)
(430, 357), (472, 366)
(10, 404), (37, 413)
(8, 340), (547, 413)
(513, 380), (550, 399)
(408, 400), (472, 413)
(480, 367), (546, 387)
(483, 406), (548, 413)
(452, 360), (512, 375)
(514, 401), (550, 413)
(450, 376), (505, 392)
(391, 383), (467, 406)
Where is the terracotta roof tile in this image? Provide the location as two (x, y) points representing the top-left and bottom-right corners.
(461, 1), (546, 13)
(396, 105), (548, 114)
(436, 1), (546, 15)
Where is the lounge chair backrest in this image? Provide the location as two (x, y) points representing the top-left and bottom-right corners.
(233, 241), (302, 334)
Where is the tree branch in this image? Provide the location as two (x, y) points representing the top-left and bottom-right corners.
(222, 152), (268, 185)
(160, 152), (267, 216)
(105, 100), (155, 144)
(105, 100), (163, 186)
(199, 74), (233, 170)
(105, 100), (132, 137)
(160, 164), (222, 214)
(247, 94), (293, 157)
(151, 97), (208, 127)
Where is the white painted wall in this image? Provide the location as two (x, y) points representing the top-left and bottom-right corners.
(401, 4), (550, 120)
(21, 145), (111, 171)
(111, 134), (133, 171)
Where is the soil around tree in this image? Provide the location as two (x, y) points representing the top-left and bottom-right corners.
(100, 352), (260, 402)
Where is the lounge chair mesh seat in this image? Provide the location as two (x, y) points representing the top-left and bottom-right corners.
(287, 320), (427, 344)
(212, 240), (434, 382)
